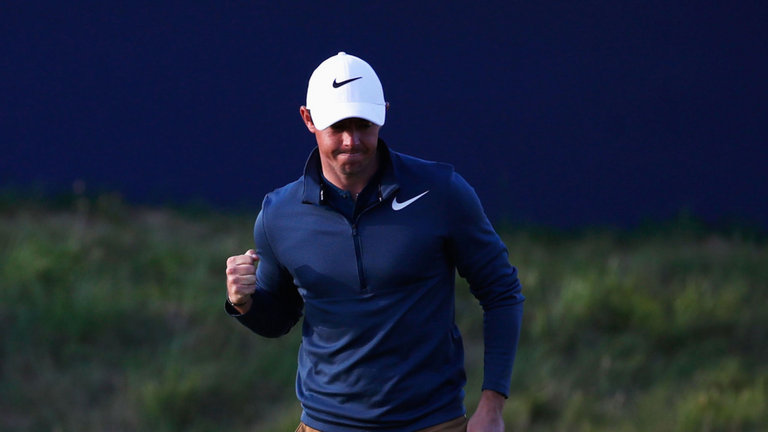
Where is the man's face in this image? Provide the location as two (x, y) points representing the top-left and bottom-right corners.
(307, 114), (380, 184)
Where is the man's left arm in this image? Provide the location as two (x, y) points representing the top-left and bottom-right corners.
(447, 172), (525, 430)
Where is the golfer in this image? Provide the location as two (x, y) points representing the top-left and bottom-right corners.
(226, 52), (524, 432)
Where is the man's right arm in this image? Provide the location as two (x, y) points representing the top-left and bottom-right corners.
(224, 207), (303, 338)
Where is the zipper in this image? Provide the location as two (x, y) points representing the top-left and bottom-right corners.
(350, 194), (386, 292)
(351, 223), (367, 290)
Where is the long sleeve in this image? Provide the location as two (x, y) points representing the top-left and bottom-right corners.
(447, 172), (524, 397)
(225, 196), (303, 338)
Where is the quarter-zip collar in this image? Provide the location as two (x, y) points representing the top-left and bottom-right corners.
(302, 138), (399, 206)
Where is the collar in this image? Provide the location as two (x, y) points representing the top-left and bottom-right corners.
(302, 139), (400, 205)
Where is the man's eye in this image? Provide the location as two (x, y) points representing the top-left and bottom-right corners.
(329, 119), (372, 132)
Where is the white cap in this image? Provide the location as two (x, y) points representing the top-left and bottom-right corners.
(306, 52), (386, 130)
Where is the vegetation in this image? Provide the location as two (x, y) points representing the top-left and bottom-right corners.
(1, 195), (766, 431)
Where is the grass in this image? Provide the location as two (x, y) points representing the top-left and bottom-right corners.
(1, 194), (766, 431)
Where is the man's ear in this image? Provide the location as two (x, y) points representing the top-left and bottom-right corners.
(299, 106), (317, 133)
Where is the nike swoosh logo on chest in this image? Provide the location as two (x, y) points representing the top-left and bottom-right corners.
(392, 190), (430, 211)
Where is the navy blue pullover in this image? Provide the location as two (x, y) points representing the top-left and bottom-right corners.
(227, 141), (524, 431)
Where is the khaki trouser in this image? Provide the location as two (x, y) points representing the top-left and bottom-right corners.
(296, 415), (467, 432)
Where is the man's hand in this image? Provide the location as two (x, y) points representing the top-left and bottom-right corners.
(467, 390), (506, 432)
(226, 249), (259, 313)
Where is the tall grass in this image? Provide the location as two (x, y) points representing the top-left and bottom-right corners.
(1, 196), (766, 431)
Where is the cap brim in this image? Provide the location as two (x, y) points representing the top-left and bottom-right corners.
(311, 102), (386, 131)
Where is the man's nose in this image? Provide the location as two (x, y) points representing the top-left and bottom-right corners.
(342, 127), (361, 147)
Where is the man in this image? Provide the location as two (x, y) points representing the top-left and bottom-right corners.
(225, 52), (524, 432)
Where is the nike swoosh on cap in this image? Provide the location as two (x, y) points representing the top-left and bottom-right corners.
(333, 77), (362, 88)
(392, 190), (430, 211)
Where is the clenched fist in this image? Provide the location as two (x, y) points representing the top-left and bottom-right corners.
(226, 249), (259, 313)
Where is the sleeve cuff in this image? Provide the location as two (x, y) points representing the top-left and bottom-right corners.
(224, 295), (252, 317)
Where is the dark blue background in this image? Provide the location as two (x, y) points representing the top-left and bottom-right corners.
(2, 1), (766, 227)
